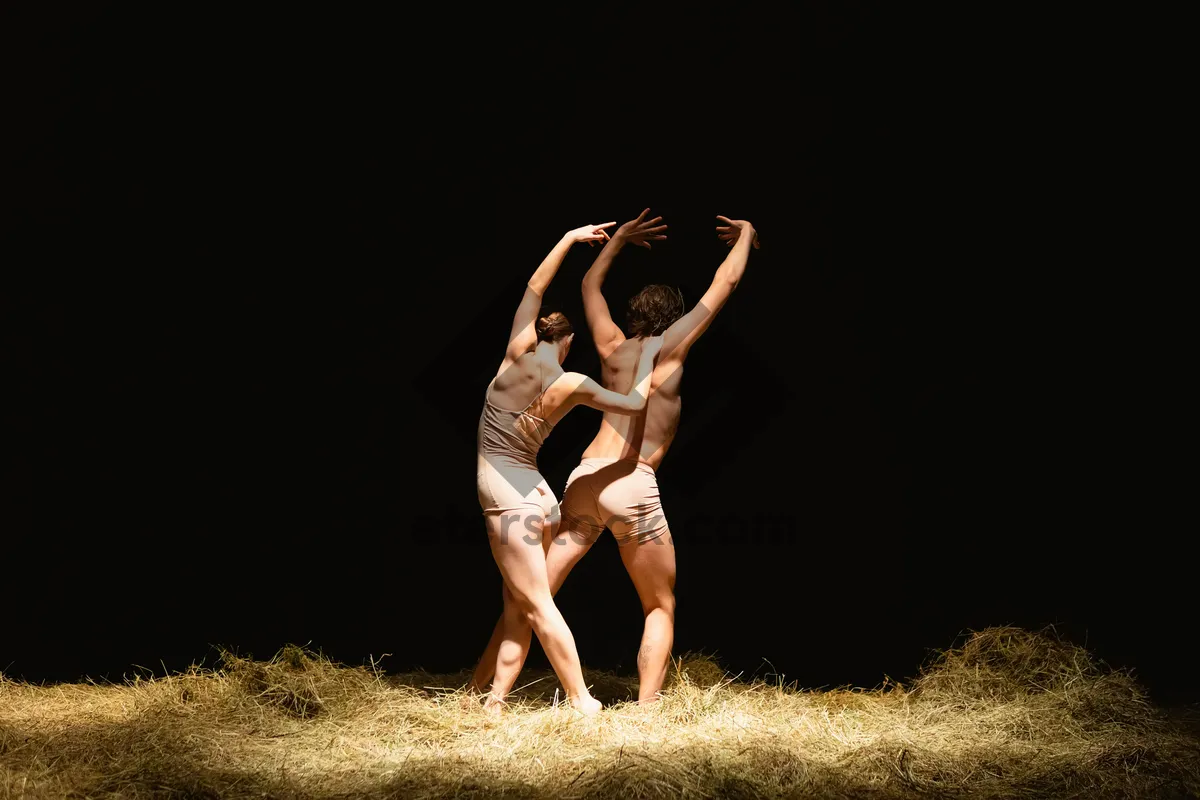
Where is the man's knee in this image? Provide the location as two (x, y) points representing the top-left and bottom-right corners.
(643, 590), (676, 618)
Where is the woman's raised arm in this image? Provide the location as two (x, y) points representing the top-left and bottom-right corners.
(500, 222), (616, 372)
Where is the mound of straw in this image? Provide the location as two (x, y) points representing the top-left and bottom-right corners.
(2, 628), (1197, 798)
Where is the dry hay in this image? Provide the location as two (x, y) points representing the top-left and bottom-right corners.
(1, 627), (1197, 799)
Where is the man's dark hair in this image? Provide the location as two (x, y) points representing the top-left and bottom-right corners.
(626, 284), (685, 338)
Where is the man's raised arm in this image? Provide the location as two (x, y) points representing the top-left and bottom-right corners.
(581, 208), (668, 360)
(659, 215), (758, 365)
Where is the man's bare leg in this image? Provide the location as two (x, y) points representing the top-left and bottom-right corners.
(484, 511), (600, 715)
(467, 610), (506, 694)
(618, 531), (677, 703)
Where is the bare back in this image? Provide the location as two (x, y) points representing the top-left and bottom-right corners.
(489, 352), (583, 425)
(581, 335), (679, 469)
(489, 352), (563, 414)
(489, 351), (634, 431)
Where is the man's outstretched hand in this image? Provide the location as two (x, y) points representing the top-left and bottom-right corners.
(615, 208), (668, 249)
(716, 215), (760, 249)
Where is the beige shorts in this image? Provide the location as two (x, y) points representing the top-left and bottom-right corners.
(476, 460), (560, 526)
(561, 458), (669, 545)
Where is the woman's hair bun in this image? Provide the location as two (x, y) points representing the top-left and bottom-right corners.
(535, 311), (572, 342)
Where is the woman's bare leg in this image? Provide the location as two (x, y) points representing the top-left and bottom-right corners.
(618, 530), (677, 703)
(469, 507), (557, 695)
(484, 522), (597, 705)
(481, 582), (533, 713)
(484, 510), (600, 714)
(470, 486), (563, 694)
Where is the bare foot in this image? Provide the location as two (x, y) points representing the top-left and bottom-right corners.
(571, 695), (603, 717)
(482, 694), (506, 717)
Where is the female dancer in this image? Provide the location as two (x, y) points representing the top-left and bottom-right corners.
(475, 222), (657, 716)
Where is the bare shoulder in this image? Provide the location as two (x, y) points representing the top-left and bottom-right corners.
(493, 351), (532, 387)
(542, 371), (593, 416)
(605, 337), (642, 365)
(607, 336), (663, 369)
(652, 342), (684, 390)
(554, 371), (592, 393)
(651, 334), (678, 369)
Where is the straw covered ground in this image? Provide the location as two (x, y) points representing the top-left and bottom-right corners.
(2, 627), (1197, 799)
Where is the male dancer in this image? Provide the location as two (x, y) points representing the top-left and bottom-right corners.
(469, 210), (758, 707)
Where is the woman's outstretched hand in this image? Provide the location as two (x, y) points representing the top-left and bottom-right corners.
(567, 222), (618, 247)
(716, 215), (760, 249)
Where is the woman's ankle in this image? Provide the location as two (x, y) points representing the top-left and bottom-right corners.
(568, 693), (603, 716)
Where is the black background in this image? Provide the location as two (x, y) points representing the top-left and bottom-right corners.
(6, 5), (1186, 703)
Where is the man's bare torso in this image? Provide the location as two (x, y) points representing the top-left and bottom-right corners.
(581, 335), (680, 470)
